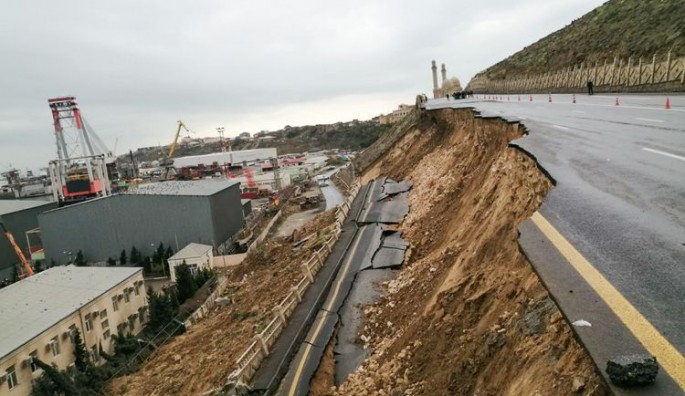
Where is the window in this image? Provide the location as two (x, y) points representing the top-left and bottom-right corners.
(7, 365), (18, 389)
(101, 319), (109, 330)
(29, 350), (39, 372)
(50, 337), (60, 356)
(100, 309), (107, 319)
(68, 324), (77, 343)
(90, 345), (99, 362)
(128, 315), (135, 332)
(112, 296), (119, 312)
(134, 283), (140, 296)
(85, 314), (93, 332)
(103, 329), (111, 340)
(124, 291), (130, 303)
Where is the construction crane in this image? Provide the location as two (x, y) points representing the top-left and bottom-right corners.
(169, 120), (191, 158)
(1, 222), (33, 278)
(160, 121), (192, 180)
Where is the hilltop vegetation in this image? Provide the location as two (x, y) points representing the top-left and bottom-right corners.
(476, 0), (685, 81)
(124, 120), (390, 165)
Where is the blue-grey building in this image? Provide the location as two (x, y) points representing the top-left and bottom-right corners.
(38, 180), (244, 265)
(0, 200), (57, 280)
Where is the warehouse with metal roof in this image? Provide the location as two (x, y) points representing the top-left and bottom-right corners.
(38, 180), (244, 265)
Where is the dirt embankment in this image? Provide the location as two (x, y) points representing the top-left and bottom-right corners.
(331, 109), (609, 395)
(106, 210), (336, 396)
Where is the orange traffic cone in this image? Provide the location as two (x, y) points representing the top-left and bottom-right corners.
(666, 97), (671, 109)
(572, 94), (576, 104)
(615, 97), (620, 106)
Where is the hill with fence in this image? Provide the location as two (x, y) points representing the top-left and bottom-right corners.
(467, 0), (685, 93)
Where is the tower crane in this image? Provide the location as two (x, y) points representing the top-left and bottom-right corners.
(1, 222), (33, 278)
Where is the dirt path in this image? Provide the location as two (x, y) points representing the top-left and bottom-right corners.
(331, 109), (609, 395)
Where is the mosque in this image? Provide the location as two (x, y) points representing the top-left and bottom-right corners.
(431, 60), (462, 98)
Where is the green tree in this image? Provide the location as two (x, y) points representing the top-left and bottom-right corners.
(107, 257), (116, 267)
(74, 250), (86, 266)
(156, 243), (165, 264)
(72, 328), (89, 372)
(130, 246), (140, 265)
(164, 246), (174, 260)
(143, 257), (152, 275)
(147, 287), (175, 332)
(175, 262), (196, 304)
(119, 249), (127, 265)
(31, 359), (78, 396)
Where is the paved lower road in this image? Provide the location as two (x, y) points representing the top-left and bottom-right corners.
(427, 94), (684, 394)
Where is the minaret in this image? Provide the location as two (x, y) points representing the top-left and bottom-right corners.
(441, 63), (447, 84)
(431, 60), (439, 98)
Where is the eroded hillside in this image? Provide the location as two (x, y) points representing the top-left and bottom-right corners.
(329, 108), (609, 395)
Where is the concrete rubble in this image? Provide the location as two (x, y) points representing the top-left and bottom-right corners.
(605, 354), (659, 387)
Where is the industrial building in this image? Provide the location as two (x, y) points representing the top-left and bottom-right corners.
(172, 148), (278, 169)
(0, 265), (146, 396)
(0, 200), (57, 280)
(38, 180), (244, 265)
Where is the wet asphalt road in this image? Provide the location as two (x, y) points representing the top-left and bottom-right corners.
(427, 94), (684, 390)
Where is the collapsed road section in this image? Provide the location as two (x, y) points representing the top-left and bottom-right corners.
(279, 178), (411, 396)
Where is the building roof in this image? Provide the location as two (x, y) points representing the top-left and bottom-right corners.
(0, 200), (54, 217)
(169, 243), (212, 261)
(126, 180), (239, 197)
(0, 265), (142, 359)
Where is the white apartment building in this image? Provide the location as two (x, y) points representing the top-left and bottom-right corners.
(0, 266), (147, 396)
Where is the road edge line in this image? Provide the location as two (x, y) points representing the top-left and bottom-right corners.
(530, 211), (684, 389)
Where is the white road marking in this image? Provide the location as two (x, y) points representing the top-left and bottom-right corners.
(635, 117), (664, 123)
(572, 110), (585, 114)
(552, 124), (570, 131)
(642, 148), (685, 162)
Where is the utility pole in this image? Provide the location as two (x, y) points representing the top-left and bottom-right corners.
(217, 127), (226, 152)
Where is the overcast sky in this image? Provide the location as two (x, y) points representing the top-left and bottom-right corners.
(0, 0), (606, 172)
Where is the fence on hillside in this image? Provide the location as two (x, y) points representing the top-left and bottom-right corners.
(468, 51), (685, 93)
(226, 180), (362, 385)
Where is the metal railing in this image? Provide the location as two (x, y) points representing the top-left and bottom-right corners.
(468, 51), (685, 93)
(226, 180), (362, 384)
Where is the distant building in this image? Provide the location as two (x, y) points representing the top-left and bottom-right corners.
(167, 243), (213, 283)
(0, 266), (146, 396)
(0, 200), (57, 280)
(38, 180), (244, 265)
(172, 148), (278, 169)
(375, 104), (413, 125)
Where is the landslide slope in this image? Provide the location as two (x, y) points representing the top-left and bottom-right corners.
(335, 108), (609, 395)
(469, 0), (684, 82)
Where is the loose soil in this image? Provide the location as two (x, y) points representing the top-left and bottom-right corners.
(105, 208), (337, 396)
(322, 109), (610, 395)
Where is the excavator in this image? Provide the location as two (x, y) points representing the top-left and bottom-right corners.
(1, 222), (33, 279)
(160, 120), (192, 180)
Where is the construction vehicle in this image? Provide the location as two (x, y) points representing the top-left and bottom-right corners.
(160, 120), (193, 179)
(1, 222), (33, 278)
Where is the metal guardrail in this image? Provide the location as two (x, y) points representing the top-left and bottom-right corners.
(226, 180), (362, 384)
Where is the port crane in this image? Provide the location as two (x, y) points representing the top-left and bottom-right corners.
(1, 222), (33, 278)
(160, 120), (192, 179)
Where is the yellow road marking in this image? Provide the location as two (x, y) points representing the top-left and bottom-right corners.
(531, 212), (685, 389)
(287, 226), (365, 396)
